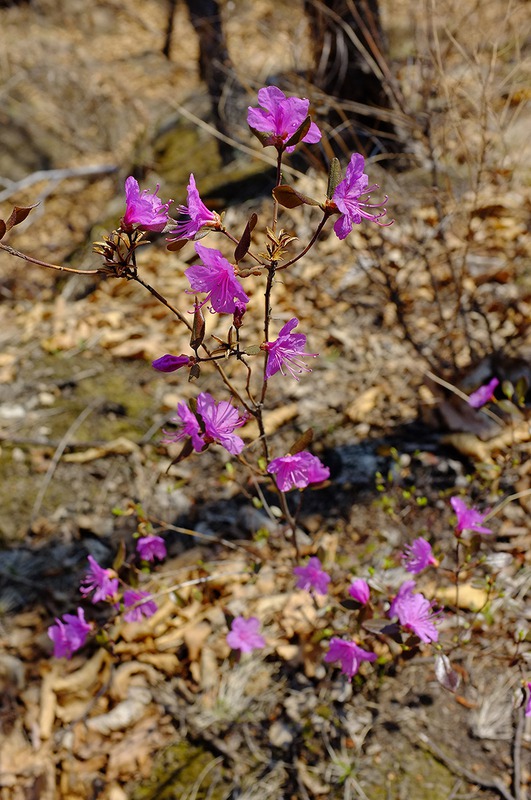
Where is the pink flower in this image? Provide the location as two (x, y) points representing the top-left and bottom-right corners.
(168, 174), (222, 242)
(48, 607), (92, 659)
(525, 683), (531, 718)
(267, 451), (330, 492)
(185, 243), (249, 315)
(348, 578), (370, 605)
(152, 354), (194, 373)
(331, 153), (390, 239)
(226, 616), (265, 653)
(402, 538), (437, 574)
(136, 536), (167, 562)
(388, 582), (439, 643)
(79, 555), (119, 603)
(247, 86), (321, 153)
(468, 377), (499, 409)
(197, 392), (247, 455)
(324, 637), (377, 679)
(163, 393), (247, 456)
(122, 590), (157, 623)
(122, 176), (172, 232)
(262, 318), (317, 381)
(163, 401), (205, 451)
(293, 557), (330, 595)
(450, 497), (492, 537)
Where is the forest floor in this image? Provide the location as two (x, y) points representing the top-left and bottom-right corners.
(0, 1), (530, 799)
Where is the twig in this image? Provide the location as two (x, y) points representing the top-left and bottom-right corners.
(512, 703), (525, 800)
(415, 732), (516, 800)
(0, 164), (117, 203)
(30, 400), (101, 521)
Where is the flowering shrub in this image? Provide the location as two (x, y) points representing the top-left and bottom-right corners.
(0, 85), (528, 728)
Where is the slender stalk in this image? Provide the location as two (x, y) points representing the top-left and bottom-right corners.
(278, 213), (330, 271)
(0, 242), (102, 275)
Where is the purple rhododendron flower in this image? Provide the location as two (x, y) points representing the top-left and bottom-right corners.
(185, 242), (249, 314)
(450, 497), (492, 537)
(267, 450), (330, 492)
(122, 590), (158, 623)
(293, 557), (330, 595)
(196, 392), (247, 455)
(388, 582), (439, 643)
(247, 86), (321, 153)
(48, 607), (92, 659)
(324, 637), (377, 679)
(226, 616), (265, 653)
(163, 401), (205, 452)
(348, 578), (370, 605)
(402, 538), (437, 574)
(79, 555), (119, 603)
(332, 153), (390, 239)
(262, 318), (318, 381)
(163, 393), (246, 456)
(468, 377), (499, 409)
(122, 176), (172, 232)
(136, 536), (167, 562)
(168, 173), (222, 242)
(152, 354), (193, 373)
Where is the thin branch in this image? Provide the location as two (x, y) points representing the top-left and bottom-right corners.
(31, 400), (101, 521)
(0, 164), (117, 203)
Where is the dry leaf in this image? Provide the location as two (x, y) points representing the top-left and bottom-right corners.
(345, 387), (380, 423)
(63, 437), (140, 463)
(86, 686), (152, 734)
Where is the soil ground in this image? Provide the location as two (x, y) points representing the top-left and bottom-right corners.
(0, 1), (530, 799)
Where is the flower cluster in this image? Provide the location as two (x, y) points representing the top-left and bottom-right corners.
(122, 176), (172, 232)
(450, 497), (492, 537)
(247, 86), (321, 153)
(163, 392), (247, 456)
(267, 451), (329, 492)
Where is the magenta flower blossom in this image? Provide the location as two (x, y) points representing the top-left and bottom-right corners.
(267, 451), (330, 492)
(388, 582), (439, 643)
(163, 401), (205, 452)
(168, 173), (222, 242)
(152, 354), (194, 373)
(122, 590), (158, 623)
(402, 538), (437, 574)
(226, 616), (265, 653)
(468, 377), (499, 409)
(324, 637), (377, 679)
(196, 392), (247, 455)
(185, 243), (249, 315)
(122, 176), (172, 232)
(247, 86), (321, 153)
(79, 555), (119, 603)
(331, 153), (390, 239)
(48, 607), (92, 659)
(163, 393), (246, 456)
(450, 497), (492, 537)
(293, 557), (330, 595)
(136, 536), (167, 562)
(525, 683), (531, 718)
(262, 318), (318, 381)
(348, 578), (370, 605)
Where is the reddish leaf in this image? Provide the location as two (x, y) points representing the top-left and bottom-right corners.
(272, 185), (319, 209)
(284, 115), (311, 149)
(0, 220), (6, 241)
(289, 428), (314, 455)
(5, 204), (39, 231)
(435, 654), (461, 693)
(234, 213), (258, 263)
